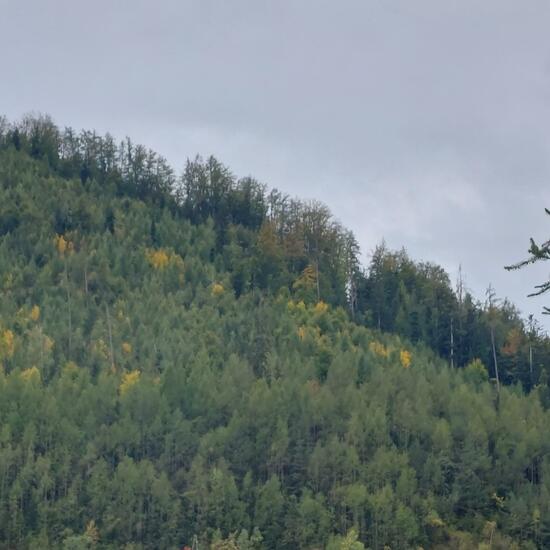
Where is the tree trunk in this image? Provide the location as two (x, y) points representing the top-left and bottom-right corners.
(315, 261), (320, 301)
(105, 303), (115, 371)
(491, 326), (500, 393)
(65, 260), (72, 358)
(450, 316), (454, 368)
(529, 343), (533, 387)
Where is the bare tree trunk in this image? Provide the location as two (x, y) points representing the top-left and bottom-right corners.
(529, 343), (533, 387)
(349, 279), (356, 319)
(105, 303), (115, 370)
(491, 326), (500, 393)
(315, 260), (320, 301)
(450, 316), (454, 368)
(65, 260), (72, 358)
(84, 260), (88, 295)
(486, 285), (500, 396)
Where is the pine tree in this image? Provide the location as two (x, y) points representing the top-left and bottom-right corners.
(506, 207), (550, 314)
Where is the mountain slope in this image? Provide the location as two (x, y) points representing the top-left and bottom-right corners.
(0, 116), (549, 549)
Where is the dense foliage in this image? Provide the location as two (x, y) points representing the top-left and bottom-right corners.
(358, 246), (550, 391)
(1, 114), (550, 549)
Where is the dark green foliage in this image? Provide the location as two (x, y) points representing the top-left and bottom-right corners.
(358, 243), (550, 391)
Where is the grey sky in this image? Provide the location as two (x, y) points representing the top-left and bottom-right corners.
(2, 0), (550, 327)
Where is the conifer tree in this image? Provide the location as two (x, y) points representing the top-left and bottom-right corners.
(506, 207), (550, 314)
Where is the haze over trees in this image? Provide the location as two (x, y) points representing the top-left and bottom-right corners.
(0, 114), (549, 549)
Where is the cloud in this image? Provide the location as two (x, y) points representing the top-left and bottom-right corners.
(2, 0), (550, 325)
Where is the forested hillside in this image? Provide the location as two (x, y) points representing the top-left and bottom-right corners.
(1, 114), (550, 549)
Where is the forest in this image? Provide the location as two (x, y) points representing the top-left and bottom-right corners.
(0, 114), (550, 549)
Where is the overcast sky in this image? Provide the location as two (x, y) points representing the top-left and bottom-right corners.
(2, 0), (550, 328)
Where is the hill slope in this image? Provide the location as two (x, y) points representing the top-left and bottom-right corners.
(0, 116), (549, 549)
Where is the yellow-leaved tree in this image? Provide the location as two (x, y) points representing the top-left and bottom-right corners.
(369, 341), (389, 359)
(54, 234), (73, 256)
(119, 370), (140, 396)
(502, 327), (523, 357)
(314, 301), (329, 314)
(211, 283), (224, 296)
(292, 264), (318, 302)
(21, 366), (41, 383)
(30, 305), (40, 322)
(146, 248), (170, 270)
(400, 350), (412, 369)
(0, 329), (15, 360)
